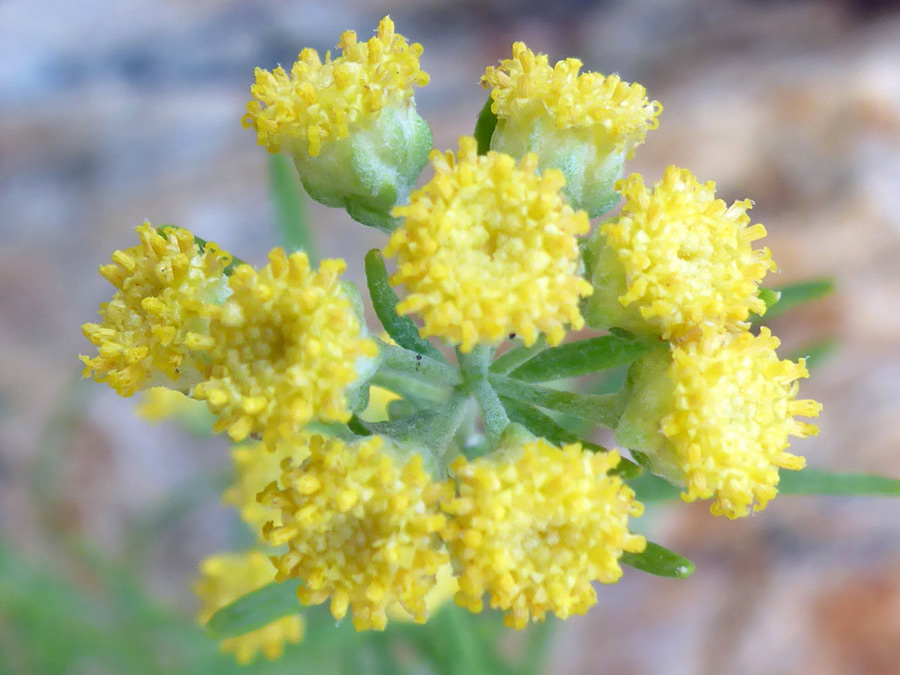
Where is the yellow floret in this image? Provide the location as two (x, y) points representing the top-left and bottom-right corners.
(442, 439), (645, 629)
(195, 551), (304, 664)
(482, 42), (660, 156)
(189, 249), (377, 444)
(385, 562), (459, 623)
(592, 166), (776, 341)
(385, 136), (593, 353)
(260, 434), (450, 631)
(80, 223), (231, 397)
(650, 329), (820, 518)
(223, 438), (311, 538)
(243, 16), (429, 157)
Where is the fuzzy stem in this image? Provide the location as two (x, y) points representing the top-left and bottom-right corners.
(489, 373), (622, 430)
(458, 347), (509, 450)
(489, 336), (548, 374)
(379, 341), (461, 386)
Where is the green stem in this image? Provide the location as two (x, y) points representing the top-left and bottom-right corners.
(379, 342), (460, 386)
(458, 347), (510, 449)
(489, 336), (547, 374)
(470, 378), (508, 450)
(371, 370), (449, 406)
(489, 373), (621, 429)
(364, 390), (470, 469)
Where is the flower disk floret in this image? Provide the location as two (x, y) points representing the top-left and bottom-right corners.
(195, 551), (304, 664)
(385, 136), (593, 353)
(243, 16), (428, 157)
(188, 249), (377, 444)
(617, 328), (821, 518)
(80, 223), (231, 397)
(483, 42), (660, 153)
(585, 166), (775, 341)
(441, 439), (646, 629)
(260, 434), (450, 631)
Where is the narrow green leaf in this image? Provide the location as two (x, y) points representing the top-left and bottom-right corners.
(473, 95), (497, 155)
(628, 468), (900, 503)
(627, 473), (682, 503)
(269, 154), (317, 260)
(500, 396), (640, 477)
(364, 249), (445, 362)
(489, 337), (547, 375)
(621, 542), (695, 579)
(490, 374), (621, 429)
(510, 334), (658, 382)
(754, 278), (835, 322)
(779, 469), (900, 497)
(205, 579), (302, 640)
(500, 395), (581, 445)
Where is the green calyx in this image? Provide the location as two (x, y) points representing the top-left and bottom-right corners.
(490, 114), (624, 218)
(293, 104), (433, 232)
(581, 225), (659, 339)
(614, 347), (683, 484)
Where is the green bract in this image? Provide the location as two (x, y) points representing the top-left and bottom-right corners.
(293, 104), (433, 232)
(490, 117), (624, 218)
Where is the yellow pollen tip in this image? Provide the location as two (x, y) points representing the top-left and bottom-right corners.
(243, 16), (428, 156)
(482, 42), (661, 156)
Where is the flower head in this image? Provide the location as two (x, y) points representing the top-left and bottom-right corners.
(386, 136), (592, 352)
(243, 16), (428, 158)
(189, 249), (377, 443)
(223, 438), (310, 538)
(195, 551), (304, 664)
(441, 439), (645, 629)
(585, 166), (775, 341)
(617, 329), (821, 518)
(483, 42), (660, 156)
(260, 434), (450, 631)
(80, 223), (231, 397)
(481, 43), (661, 216)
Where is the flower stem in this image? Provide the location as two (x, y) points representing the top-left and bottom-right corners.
(489, 373), (622, 429)
(489, 336), (548, 374)
(379, 341), (460, 385)
(458, 347), (509, 450)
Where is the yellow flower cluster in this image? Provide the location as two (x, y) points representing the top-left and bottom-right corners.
(482, 42), (661, 156)
(188, 249), (377, 444)
(80, 223), (231, 397)
(243, 16), (429, 157)
(223, 439), (309, 536)
(195, 551), (304, 664)
(660, 329), (821, 518)
(260, 434), (450, 631)
(386, 136), (592, 352)
(441, 439), (645, 628)
(592, 167), (775, 341)
(598, 168), (820, 516)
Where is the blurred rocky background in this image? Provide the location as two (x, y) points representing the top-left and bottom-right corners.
(1, 0), (899, 673)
